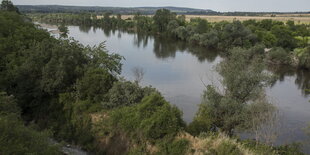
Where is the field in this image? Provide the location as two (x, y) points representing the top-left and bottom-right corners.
(185, 14), (310, 24)
(105, 14), (310, 24)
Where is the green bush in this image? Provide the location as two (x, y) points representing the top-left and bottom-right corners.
(0, 114), (61, 154)
(110, 93), (185, 142)
(268, 47), (291, 64)
(157, 138), (190, 155)
(0, 92), (60, 154)
(294, 47), (310, 69)
(76, 67), (116, 102)
(104, 81), (157, 109)
(186, 119), (212, 136)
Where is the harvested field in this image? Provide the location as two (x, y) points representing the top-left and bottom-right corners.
(100, 14), (310, 24)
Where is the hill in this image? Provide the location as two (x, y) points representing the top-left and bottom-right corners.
(16, 5), (216, 14)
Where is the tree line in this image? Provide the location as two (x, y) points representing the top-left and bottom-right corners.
(32, 9), (310, 70)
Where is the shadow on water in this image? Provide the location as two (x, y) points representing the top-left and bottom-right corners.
(268, 65), (310, 97)
(134, 33), (220, 62)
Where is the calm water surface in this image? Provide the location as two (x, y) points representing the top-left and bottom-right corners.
(53, 25), (310, 152)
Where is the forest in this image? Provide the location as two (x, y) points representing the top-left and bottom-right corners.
(1, 0), (310, 154)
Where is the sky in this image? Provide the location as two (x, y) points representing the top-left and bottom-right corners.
(11, 0), (310, 12)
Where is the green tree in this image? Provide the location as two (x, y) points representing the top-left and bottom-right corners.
(58, 24), (69, 38)
(195, 18), (209, 33)
(199, 30), (219, 48)
(104, 80), (157, 109)
(222, 21), (257, 48)
(0, 0), (19, 13)
(190, 47), (273, 135)
(271, 25), (297, 49)
(153, 9), (176, 32)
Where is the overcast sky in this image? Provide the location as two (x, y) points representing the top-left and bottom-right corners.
(11, 0), (310, 12)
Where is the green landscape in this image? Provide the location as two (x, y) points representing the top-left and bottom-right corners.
(1, 0), (310, 154)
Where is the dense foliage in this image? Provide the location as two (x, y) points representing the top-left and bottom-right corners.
(0, 9), (122, 152)
(0, 5), (187, 154)
(110, 93), (185, 141)
(0, 92), (60, 154)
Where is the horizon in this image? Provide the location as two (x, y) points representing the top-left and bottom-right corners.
(14, 4), (310, 13)
(11, 0), (310, 12)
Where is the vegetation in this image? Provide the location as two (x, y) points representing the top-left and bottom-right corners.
(58, 23), (69, 37)
(0, 92), (60, 154)
(188, 46), (274, 136)
(1, 1), (308, 154)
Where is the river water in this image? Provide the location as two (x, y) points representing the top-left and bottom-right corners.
(46, 24), (310, 152)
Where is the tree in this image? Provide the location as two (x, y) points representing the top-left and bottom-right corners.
(244, 94), (280, 146)
(58, 24), (69, 38)
(103, 80), (156, 109)
(271, 25), (297, 49)
(167, 20), (179, 36)
(76, 67), (116, 102)
(1, 0), (19, 13)
(153, 9), (176, 32)
(190, 47), (274, 135)
(222, 21), (257, 48)
(294, 47), (310, 69)
(199, 30), (219, 48)
(195, 18), (209, 34)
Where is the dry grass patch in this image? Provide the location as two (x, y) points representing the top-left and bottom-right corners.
(177, 132), (257, 155)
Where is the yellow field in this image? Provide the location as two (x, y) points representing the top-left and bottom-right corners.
(185, 15), (310, 24)
(100, 14), (310, 24)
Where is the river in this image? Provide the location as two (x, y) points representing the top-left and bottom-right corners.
(44, 24), (310, 153)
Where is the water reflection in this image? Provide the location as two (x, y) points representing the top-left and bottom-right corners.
(268, 65), (310, 97)
(78, 24), (91, 33)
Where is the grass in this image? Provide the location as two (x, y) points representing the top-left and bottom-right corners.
(184, 15), (310, 24)
(176, 132), (256, 155)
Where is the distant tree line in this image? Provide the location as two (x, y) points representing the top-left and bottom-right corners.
(33, 9), (310, 69)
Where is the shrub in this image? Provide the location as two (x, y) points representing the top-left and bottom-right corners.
(157, 138), (190, 155)
(294, 47), (310, 69)
(110, 93), (185, 142)
(268, 47), (291, 64)
(103, 81), (157, 109)
(0, 92), (60, 154)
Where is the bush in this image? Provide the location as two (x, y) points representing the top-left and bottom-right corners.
(157, 138), (190, 155)
(268, 47), (291, 64)
(104, 81), (157, 109)
(0, 114), (61, 154)
(187, 119), (212, 136)
(76, 67), (116, 102)
(294, 47), (310, 69)
(0, 92), (60, 154)
(110, 93), (185, 142)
